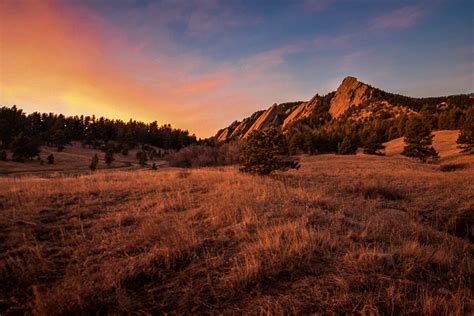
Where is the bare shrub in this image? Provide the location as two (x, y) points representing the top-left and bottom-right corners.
(168, 142), (241, 167)
(439, 163), (468, 172)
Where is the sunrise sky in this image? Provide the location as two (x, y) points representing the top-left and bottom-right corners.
(0, 0), (472, 137)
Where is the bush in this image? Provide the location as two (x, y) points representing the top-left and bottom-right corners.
(240, 127), (299, 175)
(47, 154), (55, 164)
(168, 142), (241, 168)
(439, 163), (468, 172)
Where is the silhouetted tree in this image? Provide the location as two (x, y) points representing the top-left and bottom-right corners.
(240, 127), (299, 175)
(10, 132), (40, 162)
(136, 151), (148, 166)
(89, 154), (99, 171)
(104, 150), (114, 166)
(337, 136), (358, 155)
(47, 154), (55, 164)
(457, 107), (474, 153)
(402, 116), (439, 162)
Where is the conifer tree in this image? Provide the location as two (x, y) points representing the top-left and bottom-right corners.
(337, 136), (358, 155)
(363, 130), (385, 155)
(89, 154), (99, 171)
(47, 154), (55, 164)
(136, 151), (148, 166)
(10, 132), (40, 162)
(402, 116), (439, 162)
(240, 127), (299, 175)
(105, 150), (114, 166)
(457, 107), (474, 153)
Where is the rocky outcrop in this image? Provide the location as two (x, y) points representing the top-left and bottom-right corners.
(328, 76), (371, 118)
(214, 75), (471, 142)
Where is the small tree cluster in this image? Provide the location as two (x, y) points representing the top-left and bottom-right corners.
(240, 127), (299, 175)
(10, 133), (40, 162)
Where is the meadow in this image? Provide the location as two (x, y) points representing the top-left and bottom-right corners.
(1, 146), (472, 314)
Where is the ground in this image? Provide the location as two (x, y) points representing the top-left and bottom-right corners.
(0, 142), (166, 176)
(0, 131), (473, 314)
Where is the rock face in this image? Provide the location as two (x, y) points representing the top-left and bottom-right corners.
(215, 75), (471, 142)
(215, 101), (307, 141)
(329, 76), (371, 118)
(216, 76), (372, 141)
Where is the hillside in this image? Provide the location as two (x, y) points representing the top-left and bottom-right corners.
(1, 153), (472, 314)
(215, 76), (472, 142)
(383, 130), (462, 158)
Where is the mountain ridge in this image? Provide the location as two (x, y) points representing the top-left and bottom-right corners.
(215, 76), (473, 142)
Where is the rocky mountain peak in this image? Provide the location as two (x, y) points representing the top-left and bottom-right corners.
(328, 76), (371, 118)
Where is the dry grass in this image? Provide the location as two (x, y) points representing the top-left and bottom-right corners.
(0, 154), (473, 314)
(0, 142), (164, 175)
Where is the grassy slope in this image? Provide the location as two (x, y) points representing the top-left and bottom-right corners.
(0, 142), (166, 175)
(0, 152), (473, 314)
(384, 130), (461, 158)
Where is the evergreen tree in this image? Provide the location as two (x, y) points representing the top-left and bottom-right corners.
(362, 129), (385, 155)
(52, 129), (68, 152)
(240, 127), (299, 175)
(104, 150), (114, 166)
(337, 136), (358, 155)
(136, 151), (148, 166)
(457, 107), (474, 153)
(89, 154), (99, 171)
(10, 132), (40, 162)
(46, 154), (55, 164)
(402, 116), (439, 162)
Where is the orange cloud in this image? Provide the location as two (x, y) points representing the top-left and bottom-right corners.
(0, 1), (190, 131)
(0, 1), (305, 137)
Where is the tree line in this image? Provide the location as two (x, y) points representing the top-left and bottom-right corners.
(0, 105), (197, 161)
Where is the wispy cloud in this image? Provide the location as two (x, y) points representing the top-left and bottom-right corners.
(371, 5), (427, 30)
(303, 0), (334, 12)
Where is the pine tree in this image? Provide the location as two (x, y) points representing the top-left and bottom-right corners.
(337, 136), (358, 155)
(89, 154), (99, 171)
(457, 107), (474, 153)
(104, 150), (114, 166)
(240, 127), (299, 175)
(363, 130), (385, 155)
(10, 132), (40, 162)
(402, 116), (439, 162)
(47, 154), (55, 164)
(136, 151), (148, 166)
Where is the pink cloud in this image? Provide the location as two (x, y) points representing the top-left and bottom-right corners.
(371, 5), (426, 30)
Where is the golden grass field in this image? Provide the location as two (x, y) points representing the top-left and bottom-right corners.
(0, 131), (473, 314)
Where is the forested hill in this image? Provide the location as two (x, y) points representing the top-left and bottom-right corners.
(0, 106), (197, 152)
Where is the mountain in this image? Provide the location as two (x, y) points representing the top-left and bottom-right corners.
(215, 76), (472, 141)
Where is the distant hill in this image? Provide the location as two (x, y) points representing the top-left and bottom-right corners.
(215, 76), (473, 142)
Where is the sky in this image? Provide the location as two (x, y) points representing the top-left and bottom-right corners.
(0, 0), (472, 137)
